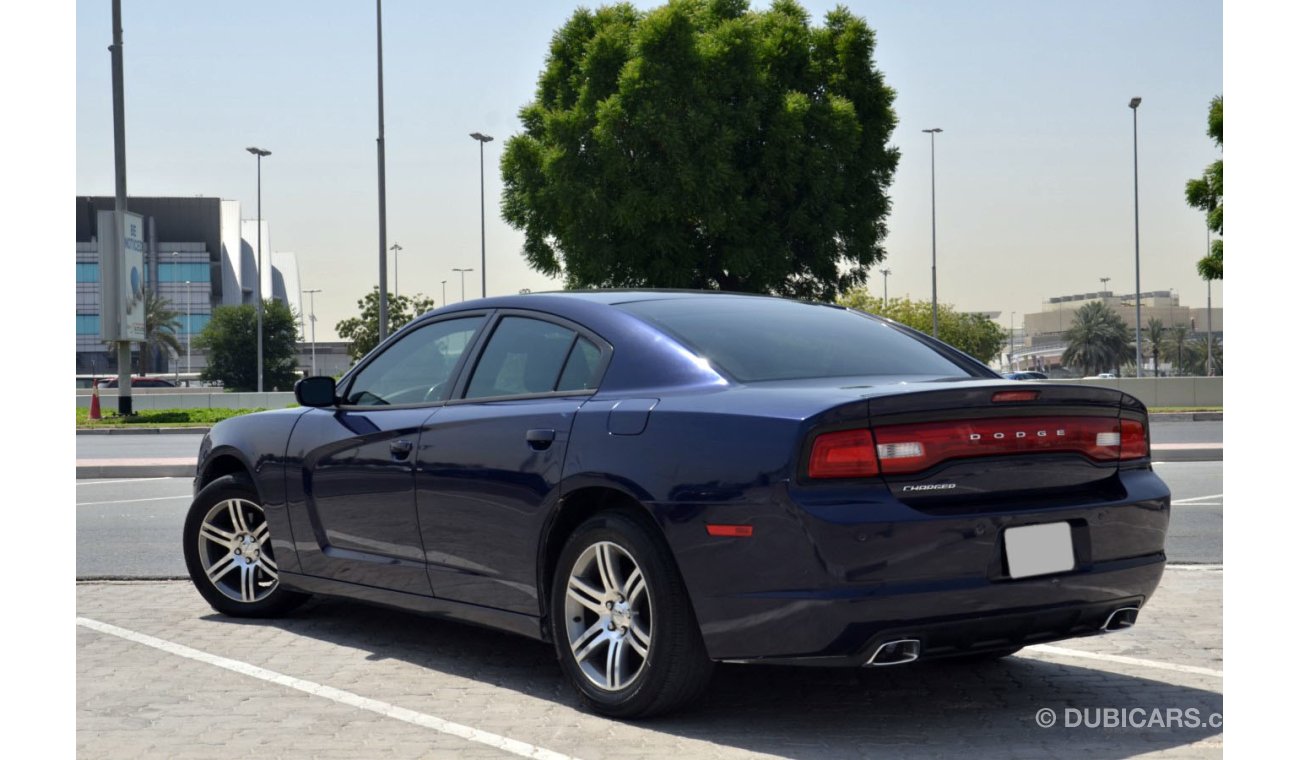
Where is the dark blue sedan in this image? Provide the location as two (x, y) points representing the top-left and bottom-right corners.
(183, 291), (1169, 718)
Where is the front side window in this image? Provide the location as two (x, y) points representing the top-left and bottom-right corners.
(344, 316), (484, 406)
(465, 317), (582, 399)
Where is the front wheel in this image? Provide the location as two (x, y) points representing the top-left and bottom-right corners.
(183, 474), (308, 617)
(550, 510), (713, 718)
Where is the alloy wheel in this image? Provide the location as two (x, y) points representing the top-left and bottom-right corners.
(196, 498), (280, 603)
(563, 541), (653, 691)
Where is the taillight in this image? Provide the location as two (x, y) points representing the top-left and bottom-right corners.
(1119, 418), (1149, 460)
(809, 429), (880, 478)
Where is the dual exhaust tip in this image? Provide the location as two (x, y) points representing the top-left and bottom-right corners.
(863, 607), (1141, 667)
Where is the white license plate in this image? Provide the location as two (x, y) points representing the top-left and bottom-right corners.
(1004, 522), (1075, 579)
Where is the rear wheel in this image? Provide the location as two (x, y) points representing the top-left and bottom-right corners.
(183, 474), (308, 617)
(550, 510), (713, 718)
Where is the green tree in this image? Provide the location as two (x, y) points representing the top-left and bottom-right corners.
(501, 0), (899, 301)
(836, 289), (1006, 364)
(1062, 301), (1132, 377)
(1143, 318), (1168, 376)
(1186, 95), (1222, 280)
(110, 285), (183, 374)
(193, 300), (300, 391)
(1168, 324), (1191, 375)
(1186, 334), (1223, 377)
(335, 288), (437, 361)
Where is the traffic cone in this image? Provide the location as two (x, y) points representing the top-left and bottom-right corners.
(90, 384), (101, 420)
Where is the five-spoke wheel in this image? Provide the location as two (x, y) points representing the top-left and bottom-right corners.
(550, 509), (713, 718)
(183, 473), (308, 617)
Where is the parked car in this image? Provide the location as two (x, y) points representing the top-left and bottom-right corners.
(1084, 373), (1119, 380)
(1002, 371), (1048, 380)
(96, 376), (176, 388)
(183, 291), (1169, 717)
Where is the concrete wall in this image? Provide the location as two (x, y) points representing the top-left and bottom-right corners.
(78, 391), (297, 410)
(1044, 377), (1222, 408)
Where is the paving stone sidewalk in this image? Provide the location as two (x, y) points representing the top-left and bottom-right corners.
(77, 567), (1222, 759)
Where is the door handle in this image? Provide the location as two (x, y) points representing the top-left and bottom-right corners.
(390, 440), (413, 460)
(525, 428), (556, 450)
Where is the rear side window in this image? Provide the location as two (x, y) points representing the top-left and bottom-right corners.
(466, 317), (580, 399)
(618, 297), (975, 382)
(556, 337), (602, 392)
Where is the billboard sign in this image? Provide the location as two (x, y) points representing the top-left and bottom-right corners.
(96, 209), (147, 342)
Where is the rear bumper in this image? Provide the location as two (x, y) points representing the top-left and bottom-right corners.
(715, 556), (1161, 666)
(656, 468), (1170, 663)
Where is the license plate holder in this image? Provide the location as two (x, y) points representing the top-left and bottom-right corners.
(1004, 522), (1075, 579)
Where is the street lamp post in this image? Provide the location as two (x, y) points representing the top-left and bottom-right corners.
(881, 269), (891, 307)
(390, 242), (402, 299)
(470, 132), (494, 298)
(452, 268), (474, 302)
(922, 128), (943, 337)
(441, 280), (447, 307)
(1009, 311), (1016, 371)
(246, 146), (271, 392)
(1128, 97), (1143, 377)
(184, 280), (192, 374)
(304, 288), (321, 375)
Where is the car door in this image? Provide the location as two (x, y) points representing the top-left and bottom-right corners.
(284, 314), (488, 595)
(415, 312), (608, 614)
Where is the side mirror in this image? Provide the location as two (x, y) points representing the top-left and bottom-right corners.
(295, 376), (337, 407)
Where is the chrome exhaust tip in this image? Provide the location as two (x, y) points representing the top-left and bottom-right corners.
(1101, 607), (1140, 632)
(865, 638), (921, 666)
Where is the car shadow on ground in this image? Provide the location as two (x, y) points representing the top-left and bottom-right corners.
(206, 596), (1222, 758)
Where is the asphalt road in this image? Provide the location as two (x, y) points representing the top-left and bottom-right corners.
(75, 462), (1223, 578)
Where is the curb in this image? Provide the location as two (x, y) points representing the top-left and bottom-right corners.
(77, 464), (195, 478)
(1149, 445), (1222, 462)
(76, 427), (211, 435)
(1149, 412), (1223, 422)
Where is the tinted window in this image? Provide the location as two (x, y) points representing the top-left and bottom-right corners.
(618, 298), (973, 382)
(344, 316), (484, 405)
(556, 337), (602, 392)
(466, 317), (577, 399)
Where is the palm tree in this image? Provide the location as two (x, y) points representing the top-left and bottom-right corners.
(1169, 324), (1191, 375)
(1062, 301), (1132, 376)
(139, 288), (183, 373)
(1186, 334), (1223, 376)
(1143, 318), (1168, 376)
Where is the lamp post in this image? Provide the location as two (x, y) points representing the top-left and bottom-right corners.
(470, 132), (494, 298)
(1128, 97), (1143, 377)
(184, 280), (192, 374)
(881, 268), (891, 307)
(390, 242), (402, 298)
(304, 288), (321, 375)
(922, 128), (943, 337)
(376, 0), (390, 343)
(246, 146), (271, 392)
(441, 280), (447, 307)
(452, 268), (474, 302)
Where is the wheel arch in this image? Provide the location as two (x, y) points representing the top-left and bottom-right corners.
(198, 447), (258, 495)
(537, 477), (669, 638)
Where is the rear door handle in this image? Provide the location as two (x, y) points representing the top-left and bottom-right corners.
(525, 428), (556, 450)
(390, 440), (413, 459)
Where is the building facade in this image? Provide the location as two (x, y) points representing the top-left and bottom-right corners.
(75, 196), (303, 375)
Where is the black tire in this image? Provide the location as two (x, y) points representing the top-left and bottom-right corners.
(183, 473), (309, 617)
(549, 509), (714, 718)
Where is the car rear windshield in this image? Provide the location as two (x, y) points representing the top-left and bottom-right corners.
(618, 298), (975, 383)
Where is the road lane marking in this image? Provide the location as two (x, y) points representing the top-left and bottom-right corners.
(76, 477), (179, 486)
(1166, 563), (1223, 571)
(1024, 644), (1222, 679)
(77, 495), (191, 507)
(1172, 493), (1223, 504)
(76, 617), (580, 760)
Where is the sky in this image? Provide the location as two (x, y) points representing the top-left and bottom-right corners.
(75, 0), (1222, 341)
